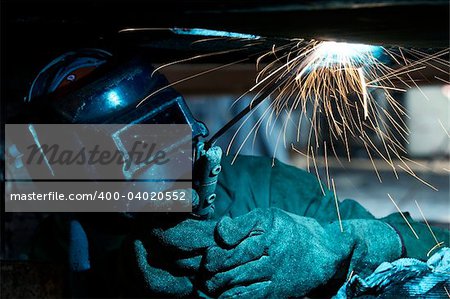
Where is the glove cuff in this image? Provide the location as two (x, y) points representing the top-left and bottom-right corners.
(325, 220), (404, 277)
(386, 223), (407, 258)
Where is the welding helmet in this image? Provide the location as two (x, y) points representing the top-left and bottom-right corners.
(25, 48), (207, 134)
(7, 49), (209, 212)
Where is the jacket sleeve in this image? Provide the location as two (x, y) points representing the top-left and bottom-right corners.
(215, 154), (375, 221)
(215, 155), (449, 260)
(382, 212), (449, 260)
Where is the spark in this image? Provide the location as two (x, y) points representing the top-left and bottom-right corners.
(396, 164), (438, 191)
(436, 77), (450, 84)
(357, 67), (369, 119)
(151, 48), (251, 77)
(414, 200), (446, 258)
(363, 140), (382, 183)
(414, 200), (440, 245)
(118, 27), (172, 33)
(438, 119), (450, 138)
(324, 141), (331, 188)
(444, 286), (450, 298)
(225, 40), (449, 192)
(347, 270), (354, 282)
(427, 241), (445, 258)
(387, 194), (419, 239)
(332, 178), (344, 232)
(137, 58), (249, 107)
(311, 146), (326, 195)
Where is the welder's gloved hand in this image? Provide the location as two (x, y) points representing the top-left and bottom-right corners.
(124, 217), (217, 297)
(130, 188), (217, 274)
(201, 208), (403, 298)
(148, 217), (217, 272)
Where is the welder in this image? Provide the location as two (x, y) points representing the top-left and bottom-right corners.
(129, 154), (449, 298)
(13, 49), (450, 298)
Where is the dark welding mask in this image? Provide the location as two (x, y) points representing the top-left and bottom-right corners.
(7, 49), (220, 217)
(25, 48), (207, 135)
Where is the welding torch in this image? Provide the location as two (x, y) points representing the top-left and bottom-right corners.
(193, 71), (292, 218)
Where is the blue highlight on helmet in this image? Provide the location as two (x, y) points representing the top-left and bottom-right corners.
(106, 90), (122, 108)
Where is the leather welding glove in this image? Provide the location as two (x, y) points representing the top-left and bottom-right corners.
(201, 208), (403, 298)
(147, 216), (216, 273)
(128, 187), (218, 274)
(123, 216), (217, 297)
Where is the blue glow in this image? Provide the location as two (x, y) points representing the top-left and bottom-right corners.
(171, 28), (260, 39)
(315, 41), (382, 65)
(107, 90), (122, 108)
